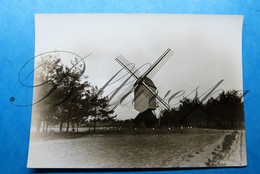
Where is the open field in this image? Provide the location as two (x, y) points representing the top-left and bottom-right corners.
(27, 128), (246, 168)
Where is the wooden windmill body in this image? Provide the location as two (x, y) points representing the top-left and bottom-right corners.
(134, 77), (157, 112)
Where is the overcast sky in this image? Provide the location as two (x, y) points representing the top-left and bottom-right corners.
(34, 14), (243, 120)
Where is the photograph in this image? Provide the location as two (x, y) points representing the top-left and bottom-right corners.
(26, 14), (246, 168)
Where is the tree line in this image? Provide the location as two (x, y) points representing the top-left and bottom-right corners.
(32, 54), (115, 133)
(159, 90), (245, 129)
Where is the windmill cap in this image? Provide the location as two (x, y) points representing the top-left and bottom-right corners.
(134, 77), (156, 89)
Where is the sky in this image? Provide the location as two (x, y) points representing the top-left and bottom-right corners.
(34, 14), (243, 120)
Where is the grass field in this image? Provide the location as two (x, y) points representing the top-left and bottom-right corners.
(27, 128), (245, 168)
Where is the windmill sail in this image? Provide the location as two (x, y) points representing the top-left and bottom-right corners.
(141, 48), (174, 79)
(116, 55), (141, 79)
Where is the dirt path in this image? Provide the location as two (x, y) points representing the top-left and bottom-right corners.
(175, 134), (226, 167)
(176, 130), (247, 167)
(219, 130), (247, 166)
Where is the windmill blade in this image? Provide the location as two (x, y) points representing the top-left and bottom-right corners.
(108, 55), (141, 110)
(108, 82), (136, 110)
(109, 79), (167, 111)
(109, 54), (142, 111)
(141, 48), (174, 79)
(136, 84), (165, 111)
(147, 50), (174, 79)
(141, 81), (171, 110)
(116, 55), (141, 79)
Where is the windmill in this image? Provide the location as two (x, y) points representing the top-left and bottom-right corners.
(111, 48), (174, 118)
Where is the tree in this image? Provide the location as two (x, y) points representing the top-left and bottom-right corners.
(33, 53), (115, 133)
(159, 90), (245, 129)
(33, 54), (63, 132)
(88, 86), (115, 132)
(33, 54), (92, 132)
(160, 98), (203, 127)
(204, 90), (244, 129)
(159, 108), (177, 127)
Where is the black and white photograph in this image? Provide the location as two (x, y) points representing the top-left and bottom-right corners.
(27, 14), (246, 168)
